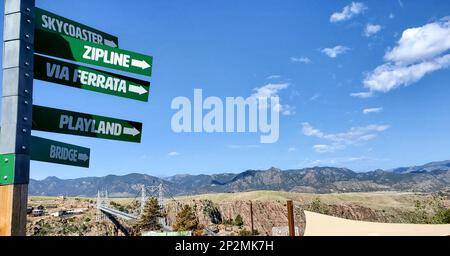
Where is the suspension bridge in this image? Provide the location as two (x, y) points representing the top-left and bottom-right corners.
(96, 184), (172, 235)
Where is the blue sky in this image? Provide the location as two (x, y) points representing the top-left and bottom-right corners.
(1, 0), (450, 180)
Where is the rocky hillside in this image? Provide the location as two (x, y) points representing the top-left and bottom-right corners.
(164, 199), (306, 235)
(29, 173), (181, 197)
(389, 160), (450, 174)
(29, 160), (450, 197)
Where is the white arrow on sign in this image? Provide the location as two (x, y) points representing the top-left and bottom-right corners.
(123, 127), (140, 136)
(78, 153), (89, 162)
(104, 39), (117, 48)
(131, 59), (151, 70)
(129, 84), (148, 95)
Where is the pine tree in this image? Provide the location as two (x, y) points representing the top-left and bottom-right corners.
(173, 205), (201, 232)
(234, 214), (244, 227)
(135, 197), (165, 232)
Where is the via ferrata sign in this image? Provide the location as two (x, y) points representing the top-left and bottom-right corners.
(32, 105), (143, 143)
(34, 54), (150, 102)
(35, 7), (119, 47)
(30, 136), (90, 168)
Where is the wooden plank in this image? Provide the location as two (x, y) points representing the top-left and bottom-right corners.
(0, 185), (13, 236)
(250, 201), (254, 235)
(287, 200), (295, 236)
(0, 184), (28, 236)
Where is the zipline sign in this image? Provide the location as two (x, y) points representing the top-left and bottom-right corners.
(32, 105), (143, 143)
(30, 136), (90, 168)
(35, 29), (153, 77)
(34, 55), (150, 102)
(35, 7), (119, 48)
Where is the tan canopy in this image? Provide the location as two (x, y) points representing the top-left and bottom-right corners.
(304, 211), (450, 236)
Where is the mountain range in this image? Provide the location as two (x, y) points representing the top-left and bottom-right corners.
(29, 160), (450, 197)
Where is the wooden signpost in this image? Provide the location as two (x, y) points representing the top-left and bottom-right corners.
(287, 200), (295, 237)
(0, 0), (35, 236)
(0, 0), (153, 235)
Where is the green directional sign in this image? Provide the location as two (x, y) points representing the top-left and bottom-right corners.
(30, 136), (90, 168)
(34, 55), (150, 102)
(32, 105), (143, 143)
(35, 29), (153, 77)
(35, 7), (119, 48)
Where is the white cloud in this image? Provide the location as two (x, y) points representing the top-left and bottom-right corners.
(313, 144), (344, 153)
(280, 105), (296, 116)
(252, 83), (289, 99)
(306, 156), (389, 167)
(330, 2), (367, 23)
(385, 18), (450, 65)
(290, 57), (311, 63)
(302, 122), (389, 153)
(310, 93), (321, 101)
(168, 151), (180, 156)
(307, 157), (365, 166)
(350, 91), (373, 98)
(251, 83), (294, 116)
(365, 54), (450, 93)
(266, 75), (281, 80)
(321, 46), (350, 58)
(365, 24), (382, 37)
(363, 18), (450, 94)
(363, 107), (383, 114)
(288, 147), (297, 152)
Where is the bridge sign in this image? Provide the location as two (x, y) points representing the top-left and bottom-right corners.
(35, 7), (119, 47)
(35, 29), (153, 77)
(30, 136), (90, 168)
(34, 55), (150, 102)
(32, 105), (143, 143)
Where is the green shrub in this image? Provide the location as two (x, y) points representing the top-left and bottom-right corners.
(173, 205), (201, 232)
(238, 229), (252, 236)
(234, 214), (244, 227)
(308, 197), (330, 215)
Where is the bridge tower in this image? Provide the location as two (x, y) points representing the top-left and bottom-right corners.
(140, 184), (146, 215)
(158, 183), (164, 208)
(104, 189), (109, 206)
(157, 184), (167, 227)
(96, 190), (108, 221)
(96, 190), (103, 221)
